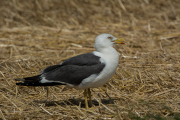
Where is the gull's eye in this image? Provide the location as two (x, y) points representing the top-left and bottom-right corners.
(108, 36), (112, 39)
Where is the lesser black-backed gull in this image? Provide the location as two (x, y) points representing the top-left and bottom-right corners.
(15, 33), (125, 108)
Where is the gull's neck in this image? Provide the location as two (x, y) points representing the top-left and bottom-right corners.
(96, 46), (117, 54)
(95, 46), (119, 63)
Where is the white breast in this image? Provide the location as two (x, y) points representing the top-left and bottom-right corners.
(77, 47), (119, 89)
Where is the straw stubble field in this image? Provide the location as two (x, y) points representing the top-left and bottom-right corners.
(0, 0), (180, 119)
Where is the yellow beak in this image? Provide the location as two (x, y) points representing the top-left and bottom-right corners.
(114, 38), (125, 44)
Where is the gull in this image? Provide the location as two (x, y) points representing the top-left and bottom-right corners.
(15, 33), (125, 108)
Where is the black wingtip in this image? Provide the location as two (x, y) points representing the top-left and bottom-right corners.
(16, 81), (65, 86)
(15, 75), (65, 86)
(16, 82), (25, 86)
(16, 81), (39, 86)
(15, 75), (41, 86)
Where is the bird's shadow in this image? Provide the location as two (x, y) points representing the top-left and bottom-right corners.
(33, 98), (117, 108)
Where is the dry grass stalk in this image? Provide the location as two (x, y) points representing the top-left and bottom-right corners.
(0, 0), (180, 119)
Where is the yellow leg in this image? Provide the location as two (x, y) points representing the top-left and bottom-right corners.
(88, 88), (93, 107)
(84, 89), (89, 109)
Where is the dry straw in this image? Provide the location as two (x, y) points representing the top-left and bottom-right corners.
(0, 0), (180, 119)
